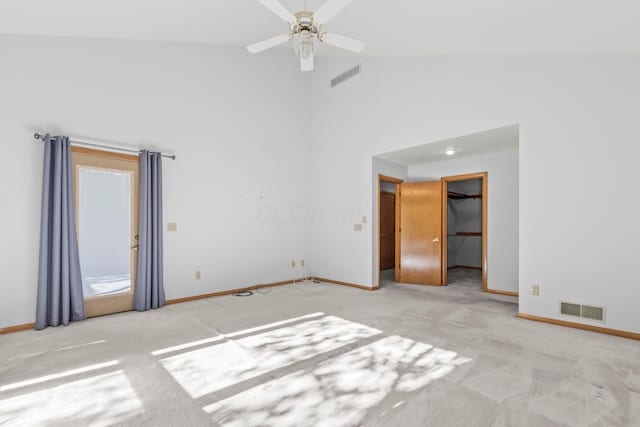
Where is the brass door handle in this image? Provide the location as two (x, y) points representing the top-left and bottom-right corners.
(131, 244), (139, 250)
(432, 237), (440, 242)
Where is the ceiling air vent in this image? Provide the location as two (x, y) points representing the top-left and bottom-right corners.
(330, 65), (361, 88)
(560, 301), (605, 322)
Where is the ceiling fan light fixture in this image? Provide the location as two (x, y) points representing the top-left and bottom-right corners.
(249, 0), (365, 71)
(294, 31), (314, 59)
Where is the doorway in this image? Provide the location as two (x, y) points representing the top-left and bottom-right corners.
(382, 173), (487, 290)
(442, 172), (487, 291)
(72, 147), (139, 317)
(378, 175), (402, 287)
(373, 124), (518, 295)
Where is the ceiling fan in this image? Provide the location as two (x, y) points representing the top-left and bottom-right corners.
(247, 0), (365, 72)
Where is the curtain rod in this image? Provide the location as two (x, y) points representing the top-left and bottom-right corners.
(33, 133), (176, 160)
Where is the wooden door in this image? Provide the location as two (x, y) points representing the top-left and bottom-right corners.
(379, 191), (396, 270)
(398, 181), (443, 285)
(72, 147), (139, 317)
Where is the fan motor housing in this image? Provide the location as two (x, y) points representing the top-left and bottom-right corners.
(291, 11), (319, 37)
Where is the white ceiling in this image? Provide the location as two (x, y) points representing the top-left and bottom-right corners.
(376, 125), (519, 166)
(1, 1), (640, 56)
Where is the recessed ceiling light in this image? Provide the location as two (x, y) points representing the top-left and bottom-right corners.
(444, 148), (457, 156)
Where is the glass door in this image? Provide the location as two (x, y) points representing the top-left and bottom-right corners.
(72, 147), (139, 317)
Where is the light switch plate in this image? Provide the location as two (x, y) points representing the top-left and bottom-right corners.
(362, 216), (367, 223)
(167, 222), (177, 232)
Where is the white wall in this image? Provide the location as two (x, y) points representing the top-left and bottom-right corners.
(311, 55), (640, 333)
(0, 35), (311, 328)
(410, 151), (517, 292)
(2, 37), (639, 335)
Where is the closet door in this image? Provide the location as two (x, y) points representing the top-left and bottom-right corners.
(398, 181), (443, 286)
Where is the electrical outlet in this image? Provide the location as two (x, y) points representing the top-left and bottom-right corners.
(167, 222), (177, 232)
(301, 260), (305, 267)
(354, 224), (362, 231)
(532, 284), (540, 296)
(195, 271), (201, 280)
(291, 260), (296, 268)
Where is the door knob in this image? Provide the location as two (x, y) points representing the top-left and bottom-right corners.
(432, 237), (440, 242)
(131, 244), (139, 251)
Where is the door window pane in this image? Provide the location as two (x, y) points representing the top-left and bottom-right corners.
(78, 167), (133, 297)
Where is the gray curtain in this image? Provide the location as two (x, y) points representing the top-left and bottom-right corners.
(134, 151), (165, 310)
(36, 135), (85, 330)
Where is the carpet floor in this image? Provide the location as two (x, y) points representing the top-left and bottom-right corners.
(0, 281), (638, 426)
(447, 267), (483, 290)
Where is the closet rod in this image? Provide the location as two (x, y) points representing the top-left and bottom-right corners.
(33, 133), (176, 160)
(447, 190), (481, 199)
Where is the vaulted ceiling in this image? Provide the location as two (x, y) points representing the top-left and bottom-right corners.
(2, 0), (640, 56)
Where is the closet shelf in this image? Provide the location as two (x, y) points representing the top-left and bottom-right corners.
(448, 232), (482, 236)
(447, 191), (482, 200)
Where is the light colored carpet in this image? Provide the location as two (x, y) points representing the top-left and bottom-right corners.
(381, 267), (485, 292)
(0, 281), (638, 426)
(447, 267), (482, 290)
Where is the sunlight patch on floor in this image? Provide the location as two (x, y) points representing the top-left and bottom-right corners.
(55, 339), (107, 352)
(0, 360), (119, 392)
(151, 335), (226, 357)
(9, 339), (108, 361)
(0, 370), (143, 426)
(151, 312), (325, 356)
(204, 335), (471, 427)
(160, 315), (381, 398)
(224, 312), (326, 339)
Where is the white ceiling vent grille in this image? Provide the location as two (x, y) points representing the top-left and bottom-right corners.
(560, 301), (605, 322)
(330, 65), (361, 88)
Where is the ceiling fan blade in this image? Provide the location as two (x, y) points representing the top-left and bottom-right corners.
(321, 33), (365, 53)
(300, 52), (314, 72)
(314, 0), (353, 25)
(247, 34), (290, 53)
(257, 0), (296, 23)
